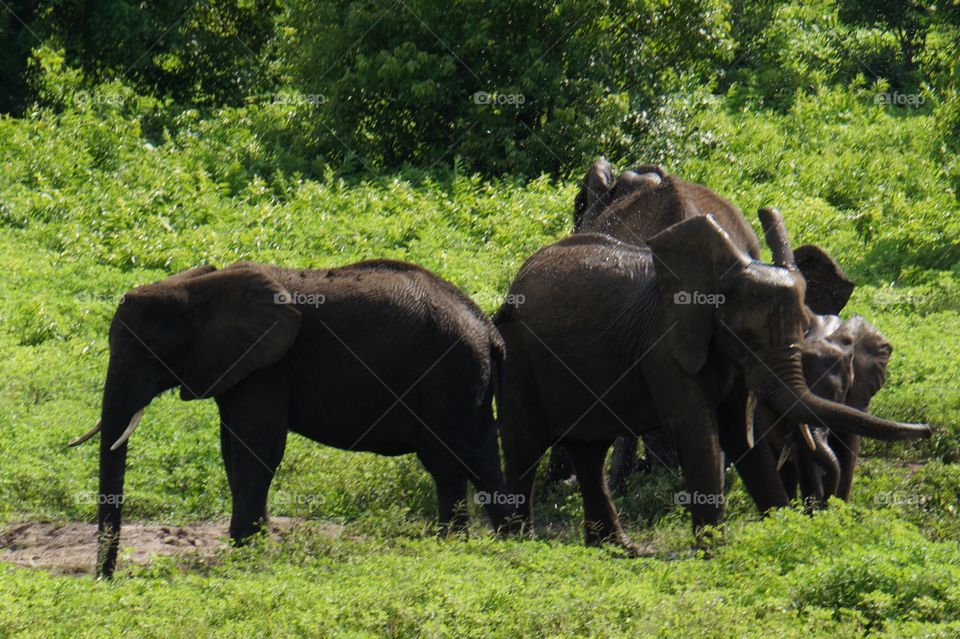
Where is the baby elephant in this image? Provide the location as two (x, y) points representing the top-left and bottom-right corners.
(69, 260), (511, 577)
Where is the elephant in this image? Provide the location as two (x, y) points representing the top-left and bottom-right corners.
(551, 160), (762, 490)
(68, 260), (511, 577)
(764, 313), (892, 504)
(553, 160), (863, 509)
(573, 158), (761, 260)
(494, 211), (929, 552)
(599, 239), (890, 507)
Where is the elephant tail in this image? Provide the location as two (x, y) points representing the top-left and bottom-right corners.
(488, 328), (507, 430)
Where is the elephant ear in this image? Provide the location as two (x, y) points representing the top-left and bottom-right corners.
(832, 316), (892, 411)
(178, 267), (301, 400)
(573, 157), (614, 231)
(648, 215), (751, 375)
(609, 164), (665, 200)
(794, 244), (855, 315)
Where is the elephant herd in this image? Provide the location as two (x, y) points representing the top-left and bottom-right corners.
(68, 160), (931, 577)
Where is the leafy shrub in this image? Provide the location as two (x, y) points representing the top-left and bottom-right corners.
(278, 0), (734, 176)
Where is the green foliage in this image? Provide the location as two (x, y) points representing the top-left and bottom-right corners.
(0, 0), (278, 113)
(5, 1), (960, 176)
(837, 0), (933, 72)
(2, 507), (960, 636)
(277, 0), (735, 176)
(0, 3), (959, 635)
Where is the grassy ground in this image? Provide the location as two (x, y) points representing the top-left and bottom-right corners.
(1, 83), (959, 636)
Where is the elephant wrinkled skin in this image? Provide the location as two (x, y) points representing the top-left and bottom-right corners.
(72, 261), (511, 577)
(495, 213), (929, 552)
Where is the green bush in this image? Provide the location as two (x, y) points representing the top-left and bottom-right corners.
(278, 0), (734, 176)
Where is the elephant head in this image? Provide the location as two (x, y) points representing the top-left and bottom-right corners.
(573, 157), (614, 232)
(764, 239), (891, 503)
(69, 264), (301, 577)
(813, 314), (892, 500)
(572, 158), (665, 231)
(647, 210), (929, 450)
(762, 314), (855, 505)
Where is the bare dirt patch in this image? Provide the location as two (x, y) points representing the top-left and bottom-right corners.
(0, 517), (327, 576)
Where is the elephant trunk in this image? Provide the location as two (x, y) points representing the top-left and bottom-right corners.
(810, 428), (840, 499)
(95, 363), (153, 578)
(753, 347), (930, 442)
(794, 441), (825, 504)
(758, 208), (795, 268)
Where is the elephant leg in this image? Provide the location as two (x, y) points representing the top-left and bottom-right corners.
(499, 416), (550, 536)
(832, 432), (860, 501)
(436, 473), (470, 534)
(497, 361), (551, 535)
(677, 428), (725, 544)
(648, 375), (725, 542)
(418, 438), (470, 534)
(608, 435), (640, 497)
(568, 438), (636, 552)
(219, 423), (234, 495)
(215, 364), (289, 545)
(796, 446), (826, 511)
(224, 427), (287, 543)
(716, 384), (789, 513)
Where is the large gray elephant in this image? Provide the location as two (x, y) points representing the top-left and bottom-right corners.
(495, 212), (929, 552)
(552, 160), (762, 493)
(554, 160), (855, 509)
(69, 261), (511, 577)
(578, 162), (887, 507)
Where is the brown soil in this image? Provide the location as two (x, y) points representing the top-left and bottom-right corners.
(0, 517), (320, 576)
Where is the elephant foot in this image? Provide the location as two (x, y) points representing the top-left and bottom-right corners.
(437, 517), (470, 539)
(692, 524), (723, 558)
(230, 518), (269, 546)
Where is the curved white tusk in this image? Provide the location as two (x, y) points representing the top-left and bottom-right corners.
(68, 421), (102, 447)
(745, 392), (757, 449)
(799, 423), (816, 451)
(777, 442), (794, 471)
(110, 409), (145, 451)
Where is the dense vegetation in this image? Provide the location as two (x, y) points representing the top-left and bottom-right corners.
(1, 0), (959, 636)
